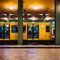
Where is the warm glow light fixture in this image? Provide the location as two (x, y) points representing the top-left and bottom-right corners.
(33, 6), (40, 10)
(28, 16), (39, 20)
(45, 17), (54, 20)
(8, 6), (15, 10)
(29, 4), (44, 10)
(14, 17), (18, 20)
(1, 17), (8, 20)
(5, 4), (17, 11)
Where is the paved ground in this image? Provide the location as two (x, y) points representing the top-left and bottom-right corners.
(0, 47), (60, 60)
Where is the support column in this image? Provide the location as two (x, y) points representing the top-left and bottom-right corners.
(18, 0), (23, 44)
(56, 0), (60, 44)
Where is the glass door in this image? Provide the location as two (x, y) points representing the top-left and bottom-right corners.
(0, 25), (10, 40)
(0, 25), (4, 39)
(33, 25), (39, 38)
(3, 25), (10, 40)
(27, 25), (39, 40)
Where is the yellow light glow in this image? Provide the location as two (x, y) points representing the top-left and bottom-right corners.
(9, 14), (14, 15)
(27, 14), (31, 16)
(4, 3), (17, 11)
(45, 17), (54, 20)
(41, 25), (44, 27)
(23, 18), (25, 20)
(39, 14), (43, 15)
(14, 17), (18, 20)
(30, 5), (43, 10)
(45, 14), (50, 16)
(8, 6), (15, 10)
(1, 17), (8, 20)
(23, 0), (54, 12)
(29, 4), (44, 10)
(28, 16), (39, 20)
(33, 6), (40, 10)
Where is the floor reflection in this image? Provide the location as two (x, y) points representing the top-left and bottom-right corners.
(0, 48), (60, 60)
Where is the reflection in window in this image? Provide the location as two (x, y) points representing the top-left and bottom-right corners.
(28, 25), (33, 33)
(23, 25), (26, 33)
(46, 26), (50, 32)
(34, 26), (38, 33)
(12, 25), (18, 32)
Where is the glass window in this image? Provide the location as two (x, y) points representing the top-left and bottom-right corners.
(46, 26), (50, 32)
(0, 26), (3, 33)
(34, 26), (38, 33)
(3, 25), (9, 33)
(23, 25), (26, 33)
(12, 25), (18, 32)
(28, 25), (33, 33)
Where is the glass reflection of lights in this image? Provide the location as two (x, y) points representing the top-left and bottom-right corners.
(23, 18), (25, 20)
(28, 16), (39, 20)
(27, 14), (31, 16)
(9, 18), (13, 20)
(52, 21), (55, 24)
(28, 49), (37, 60)
(45, 17), (54, 20)
(9, 14), (14, 15)
(1, 17), (8, 20)
(39, 14), (43, 15)
(38, 14), (50, 16)
(52, 21), (55, 28)
(4, 49), (9, 56)
(6, 25), (9, 27)
(8, 5), (16, 10)
(41, 25), (45, 27)
(45, 14), (50, 16)
(14, 17), (18, 20)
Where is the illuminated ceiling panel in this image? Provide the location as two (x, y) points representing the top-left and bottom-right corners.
(23, 0), (54, 14)
(0, 0), (18, 12)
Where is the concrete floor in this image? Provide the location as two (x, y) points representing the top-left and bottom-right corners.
(0, 48), (60, 60)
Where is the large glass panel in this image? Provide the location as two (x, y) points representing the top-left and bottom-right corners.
(34, 25), (39, 38)
(28, 25), (34, 33)
(28, 25), (33, 38)
(0, 26), (4, 38)
(34, 25), (39, 33)
(27, 25), (39, 38)
(3, 25), (10, 38)
(23, 25), (26, 33)
(0, 0), (18, 44)
(12, 25), (18, 33)
(34, 34), (39, 38)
